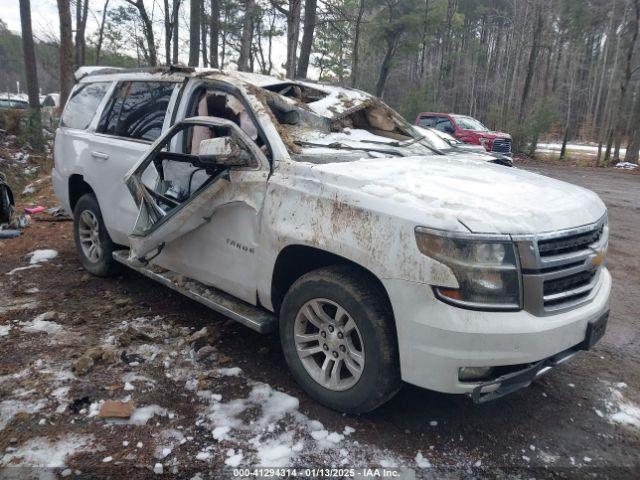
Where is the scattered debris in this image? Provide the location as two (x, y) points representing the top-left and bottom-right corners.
(99, 400), (136, 419)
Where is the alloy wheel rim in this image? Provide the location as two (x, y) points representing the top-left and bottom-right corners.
(293, 298), (365, 391)
(78, 210), (102, 263)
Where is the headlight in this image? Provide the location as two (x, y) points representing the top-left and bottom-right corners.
(415, 227), (521, 310)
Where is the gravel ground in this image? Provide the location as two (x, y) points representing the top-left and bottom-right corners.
(1, 156), (639, 479)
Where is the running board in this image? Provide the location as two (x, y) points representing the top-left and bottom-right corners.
(113, 250), (277, 333)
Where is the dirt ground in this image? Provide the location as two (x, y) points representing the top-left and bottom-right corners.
(1, 155), (639, 479)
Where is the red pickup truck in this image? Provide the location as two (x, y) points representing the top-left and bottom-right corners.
(415, 112), (512, 156)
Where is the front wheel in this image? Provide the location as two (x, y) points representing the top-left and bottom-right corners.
(279, 265), (401, 414)
(73, 193), (120, 277)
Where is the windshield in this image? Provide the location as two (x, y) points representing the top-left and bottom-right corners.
(259, 83), (444, 161)
(452, 115), (487, 131)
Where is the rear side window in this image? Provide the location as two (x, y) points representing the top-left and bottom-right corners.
(99, 81), (176, 142)
(435, 117), (454, 132)
(60, 82), (110, 130)
(418, 116), (435, 127)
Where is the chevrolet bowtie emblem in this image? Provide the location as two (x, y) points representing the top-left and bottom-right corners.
(591, 251), (604, 266)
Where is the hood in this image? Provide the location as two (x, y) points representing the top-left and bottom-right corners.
(310, 156), (605, 234)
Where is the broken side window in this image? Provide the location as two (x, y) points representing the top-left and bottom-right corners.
(125, 120), (259, 260)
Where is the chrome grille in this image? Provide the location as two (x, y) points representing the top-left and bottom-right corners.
(513, 215), (608, 316)
(538, 226), (603, 257)
(491, 138), (512, 154)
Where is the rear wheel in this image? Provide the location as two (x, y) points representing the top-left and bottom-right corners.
(280, 265), (401, 413)
(73, 193), (120, 276)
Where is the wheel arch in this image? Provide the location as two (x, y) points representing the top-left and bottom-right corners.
(270, 244), (394, 319)
(68, 174), (95, 212)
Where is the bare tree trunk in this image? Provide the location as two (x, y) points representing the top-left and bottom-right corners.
(19, 0), (43, 151)
(375, 35), (398, 98)
(172, 0), (180, 63)
(95, 0), (110, 65)
(560, 53), (577, 160)
(57, 0), (74, 108)
(74, 0), (89, 66)
(625, 86), (640, 163)
(126, 0), (158, 66)
(188, 0), (201, 66)
(286, 0), (301, 78)
(519, 4), (543, 123)
(201, 0), (208, 67)
(613, 0), (640, 161)
(164, 0), (172, 65)
(350, 0), (365, 87)
(296, 0), (316, 78)
(210, 0), (219, 68)
(237, 0), (254, 71)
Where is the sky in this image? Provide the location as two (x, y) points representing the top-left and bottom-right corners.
(0, 0), (291, 75)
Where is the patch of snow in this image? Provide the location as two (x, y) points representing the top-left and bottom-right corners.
(6, 264), (42, 275)
(605, 386), (640, 428)
(153, 463), (163, 474)
(538, 450), (559, 464)
(124, 382), (135, 391)
(225, 449), (243, 467)
(129, 405), (169, 425)
(20, 314), (63, 334)
(0, 434), (94, 468)
(0, 324), (11, 336)
(28, 249), (58, 264)
(102, 456), (112, 463)
(255, 440), (293, 466)
(0, 399), (47, 431)
(196, 450), (211, 461)
(218, 367), (242, 377)
(51, 386), (70, 413)
(615, 161), (638, 170)
(415, 451), (431, 468)
(212, 425), (231, 441)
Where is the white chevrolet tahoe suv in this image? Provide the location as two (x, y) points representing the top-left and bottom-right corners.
(53, 67), (611, 413)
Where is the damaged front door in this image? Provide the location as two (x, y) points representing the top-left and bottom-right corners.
(124, 117), (264, 261)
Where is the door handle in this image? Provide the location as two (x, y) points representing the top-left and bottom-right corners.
(91, 151), (109, 160)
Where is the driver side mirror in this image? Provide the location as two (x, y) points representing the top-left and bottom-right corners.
(196, 136), (252, 170)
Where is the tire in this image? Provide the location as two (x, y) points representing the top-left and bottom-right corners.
(280, 265), (401, 414)
(73, 193), (120, 277)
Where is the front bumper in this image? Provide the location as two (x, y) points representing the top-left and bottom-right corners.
(382, 267), (611, 395)
(471, 310), (608, 403)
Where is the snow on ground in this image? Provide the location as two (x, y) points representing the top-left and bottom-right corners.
(604, 384), (640, 428)
(1, 434), (95, 468)
(615, 162), (639, 170)
(6, 264), (42, 275)
(536, 143), (638, 160)
(28, 249), (58, 265)
(0, 399), (47, 431)
(20, 313), (64, 334)
(0, 324), (11, 336)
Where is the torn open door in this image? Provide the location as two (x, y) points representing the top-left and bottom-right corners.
(123, 117), (261, 261)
